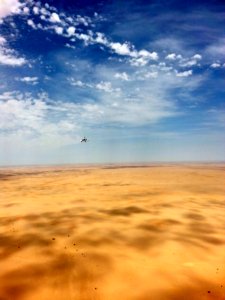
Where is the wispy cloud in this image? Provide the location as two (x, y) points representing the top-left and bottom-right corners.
(0, 34), (27, 66)
(0, 0), (224, 164)
(0, 49), (27, 66)
(16, 76), (38, 85)
(114, 72), (129, 81)
(204, 36), (225, 60)
(96, 81), (120, 93)
(176, 70), (193, 77)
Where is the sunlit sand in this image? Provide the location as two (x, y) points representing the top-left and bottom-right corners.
(0, 164), (224, 300)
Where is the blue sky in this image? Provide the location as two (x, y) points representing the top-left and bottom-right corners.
(0, 0), (224, 165)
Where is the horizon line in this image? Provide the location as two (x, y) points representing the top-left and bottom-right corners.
(0, 160), (225, 170)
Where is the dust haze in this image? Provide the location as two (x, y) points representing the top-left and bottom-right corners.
(0, 164), (225, 299)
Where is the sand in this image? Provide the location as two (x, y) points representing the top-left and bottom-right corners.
(0, 164), (224, 300)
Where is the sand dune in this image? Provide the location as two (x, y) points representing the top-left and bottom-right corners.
(0, 164), (225, 300)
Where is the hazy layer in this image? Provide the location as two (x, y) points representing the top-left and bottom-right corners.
(0, 164), (225, 299)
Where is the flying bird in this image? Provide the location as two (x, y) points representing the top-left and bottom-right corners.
(80, 137), (88, 142)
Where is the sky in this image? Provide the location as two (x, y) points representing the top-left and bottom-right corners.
(0, 0), (224, 165)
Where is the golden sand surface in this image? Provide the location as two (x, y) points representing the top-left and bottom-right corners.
(0, 164), (225, 300)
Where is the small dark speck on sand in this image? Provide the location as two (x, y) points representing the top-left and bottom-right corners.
(94, 287), (97, 290)
(52, 238), (55, 240)
(208, 291), (211, 293)
(221, 285), (223, 288)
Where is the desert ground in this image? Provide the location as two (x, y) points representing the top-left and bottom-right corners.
(0, 164), (224, 300)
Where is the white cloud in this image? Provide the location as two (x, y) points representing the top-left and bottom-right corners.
(145, 71), (158, 78)
(66, 66), (182, 126)
(33, 6), (39, 15)
(165, 52), (201, 67)
(192, 54), (202, 60)
(0, 0), (162, 70)
(0, 49), (27, 66)
(27, 19), (36, 29)
(23, 7), (30, 15)
(65, 43), (76, 49)
(0, 91), (15, 100)
(0, 94), (47, 131)
(109, 42), (158, 66)
(0, 0), (21, 19)
(176, 54), (202, 68)
(114, 72), (129, 81)
(72, 80), (118, 93)
(18, 77), (38, 84)
(95, 32), (108, 45)
(205, 109), (225, 128)
(96, 81), (114, 92)
(165, 53), (176, 60)
(70, 80), (85, 87)
(2, 63), (200, 158)
(69, 78), (95, 88)
(49, 12), (61, 23)
(66, 16), (73, 23)
(205, 38), (225, 59)
(0, 35), (26, 67)
(179, 58), (199, 67)
(159, 65), (173, 72)
(0, 92), (79, 150)
(138, 50), (149, 57)
(139, 50), (158, 60)
(21, 77), (37, 82)
(40, 7), (49, 16)
(55, 26), (63, 35)
(130, 50), (158, 66)
(77, 33), (92, 45)
(165, 53), (182, 61)
(176, 70), (193, 77)
(110, 42), (136, 57)
(67, 26), (75, 36)
(130, 56), (148, 66)
(135, 70), (159, 80)
(0, 36), (6, 45)
(76, 15), (89, 26)
(210, 63), (221, 68)
(0, 94), (79, 163)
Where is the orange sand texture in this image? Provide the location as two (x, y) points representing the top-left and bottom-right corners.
(0, 164), (225, 300)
